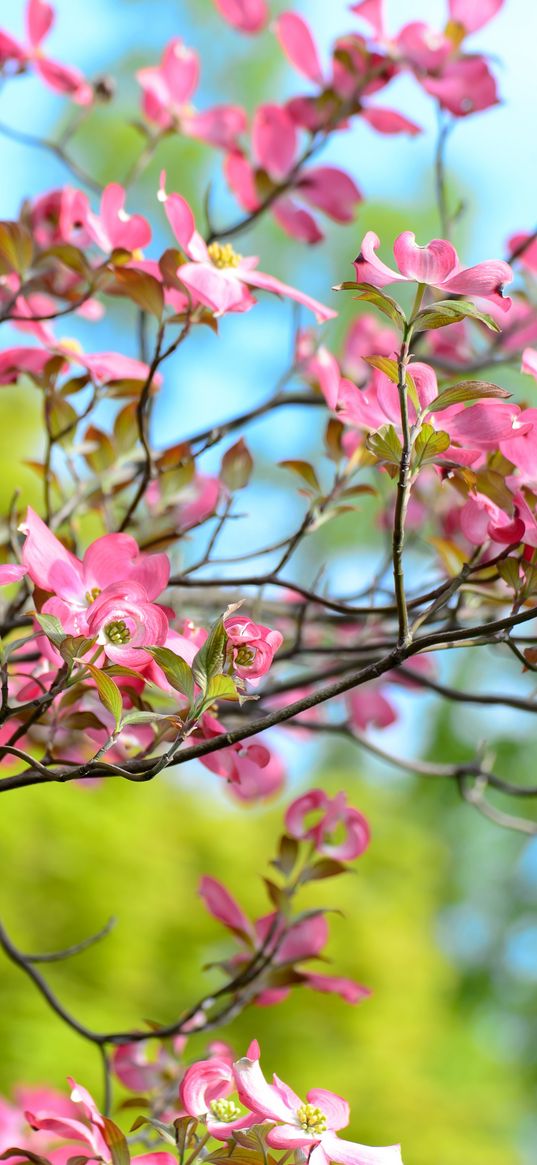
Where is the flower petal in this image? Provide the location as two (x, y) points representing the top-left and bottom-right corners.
(393, 232), (458, 284)
(322, 1130), (403, 1165)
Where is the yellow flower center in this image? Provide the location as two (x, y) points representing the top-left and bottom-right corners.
(296, 1104), (327, 1135)
(207, 241), (242, 269)
(210, 1098), (241, 1122)
(235, 645), (256, 667)
(85, 587), (101, 604)
(104, 619), (131, 645)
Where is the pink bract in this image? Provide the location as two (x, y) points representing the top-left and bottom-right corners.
(233, 1052), (403, 1165)
(159, 174), (337, 322)
(352, 231), (513, 311)
(285, 788), (370, 861)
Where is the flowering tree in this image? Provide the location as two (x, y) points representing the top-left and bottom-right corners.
(0, 0), (535, 1161)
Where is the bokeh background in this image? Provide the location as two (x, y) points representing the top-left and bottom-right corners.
(0, 3), (536, 1165)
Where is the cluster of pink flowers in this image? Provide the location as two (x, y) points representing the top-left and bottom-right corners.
(8, 1055), (402, 1165)
(180, 1044), (403, 1164)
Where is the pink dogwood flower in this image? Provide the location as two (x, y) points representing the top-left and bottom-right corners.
(181, 1051), (259, 1139)
(0, 563), (27, 586)
(137, 38), (246, 149)
(19, 507), (169, 636)
(352, 231), (513, 311)
(29, 185), (91, 248)
(234, 1051), (403, 1165)
(84, 581), (169, 667)
(275, 12), (419, 138)
(0, 0), (93, 104)
(335, 361), (526, 469)
(224, 615), (283, 686)
(211, 0), (268, 34)
(158, 175), (336, 321)
(352, 0), (501, 118)
(285, 789), (370, 861)
(199, 877), (369, 1005)
(448, 0), (504, 34)
(225, 102), (362, 245)
(85, 183), (152, 254)
(25, 1079), (176, 1165)
(196, 713), (285, 801)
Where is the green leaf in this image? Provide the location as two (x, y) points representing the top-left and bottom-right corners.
(35, 613), (67, 647)
(102, 1117), (130, 1165)
(112, 268), (164, 318)
(0, 222), (33, 275)
(333, 282), (406, 328)
(366, 424), (402, 469)
(145, 646), (195, 702)
(220, 438), (254, 491)
(86, 665), (123, 731)
(299, 859), (348, 883)
(272, 834), (299, 878)
(498, 559), (521, 592)
(192, 618), (228, 695)
(427, 380), (511, 413)
(83, 425), (116, 473)
(121, 710), (174, 726)
(59, 635), (97, 665)
(413, 299), (500, 333)
(413, 424), (451, 467)
(279, 460), (320, 491)
(204, 674), (240, 703)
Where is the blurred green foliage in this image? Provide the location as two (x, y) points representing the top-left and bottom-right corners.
(0, 763), (532, 1165)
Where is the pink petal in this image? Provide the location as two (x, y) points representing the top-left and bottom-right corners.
(347, 685), (397, 730)
(422, 57), (498, 118)
(243, 268), (336, 321)
(212, 0), (268, 34)
(298, 166), (362, 223)
(183, 105), (247, 150)
(395, 22), (452, 71)
(353, 231), (405, 288)
(253, 104), (297, 179)
(322, 1131), (403, 1165)
(273, 196), (324, 245)
(104, 182), (151, 250)
(20, 506), (83, 599)
(199, 875), (252, 936)
(0, 564), (27, 586)
(446, 401), (522, 448)
(180, 262), (253, 315)
(307, 1090), (349, 1132)
(393, 231), (458, 284)
(26, 0), (54, 46)
(276, 913), (329, 962)
(304, 344), (341, 408)
(448, 0), (504, 33)
(349, 0), (386, 40)
(158, 181), (206, 259)
(275, 13), (324, 84)
(440, 259), (513, 310)
(266, 1126), (316, 1150)
(360, 107), (421, 136)
(233, 1057), (296, 1122)
(180, 1058), (233, 1117)
(304, 973), (372, 1004)
(82, 534), (169, 600)
(34, 57), (93, 105)
(225, 151), (260, 212)
(522, 348), (537, 380)
(161, 38), (199, 103)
